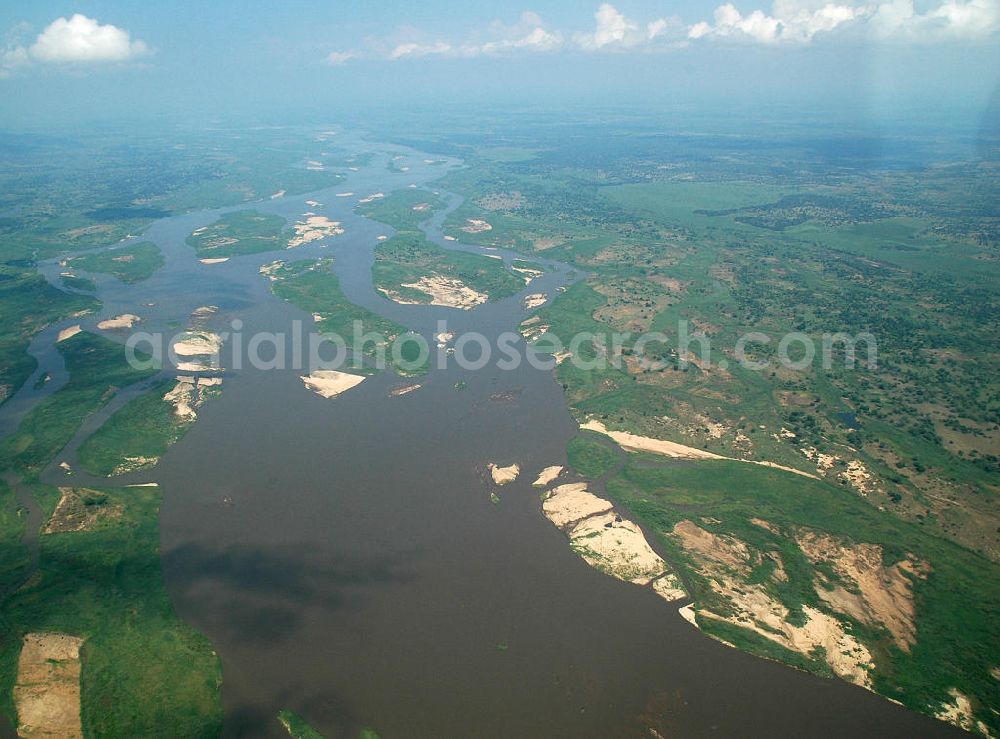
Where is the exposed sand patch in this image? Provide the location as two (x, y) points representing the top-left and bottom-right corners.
(358, 192), (384, 204)
(172, 331), (222, 358)
(511, 264), (543, 284)
(678, 603), (698, 626)
(935, 689), (992, 735)
(435, 331), (454, 348)
(259, 260), (284, 280)
(461, 218), (492, 233)
(443, 235), (457, 241)
(301, 370), (366, 399)
(796, 529), (923, 650)
(542, 483), (689, 602)
(288, 216), (344, 248)
(164, 376), (222, 420)
(384, 274), (488, 310)
(390, 383), (422, 397)
(570, 512), (673, 585)
(97, 314), (140, 330)
(542, 483), (613, 528)
(270, 190), (286, 199)
(306, 200), (322, 206)
(489, 463), (520, 485)
(670, 520), (874, 687)
(56, 325), (81, 343)
(14, 633), (84, 739)
(522, 293), (547, 310)
(43, 488), (120, 533)
(532, 465), (563, 487)
(335, 192), (354, 198)
(199, 257), (230, 264)
(582, 419), (819, 479)
(581, 420), (725, 460)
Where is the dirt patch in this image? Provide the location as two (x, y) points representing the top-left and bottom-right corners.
(384, 274), (488, 310)
(97, 314), (140, 330)
(522, 293), (547, 310)
(164, 376), (222, 420)
(796, 529), (924, 651)
(532, 465), (563, 487)
(935, 689), (993, 735)
(671, 520), (874, 688)
(288, 216), (344, 248)
(301, 370), (366, 399)
(56, 325), (81, 343)
(43, 488), (120, 534)
(489, 463), (520, 485)
(14, 633), (84, 738)
(461, 218), (492, 233)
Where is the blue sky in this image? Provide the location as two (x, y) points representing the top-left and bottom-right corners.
(1, 1), (997, 129)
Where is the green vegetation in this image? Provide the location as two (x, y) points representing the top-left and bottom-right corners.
(269, 258), (426, 374)
(69, 242), (164, 284)
(77, 378), (217, 477)
(356, 189), (444, 231)
(602, 455), (1000, 734)
(0, 264), (98, 407)
(0, 479), (29, 596)
(372, 231), (522, 305)
(186, 210), (289, 258)
(566, 432), (621, 479)
(0, 332), (158, 476)
(0, 484), (222, 736)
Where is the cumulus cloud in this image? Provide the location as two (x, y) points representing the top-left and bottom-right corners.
(688, 0), (999, 43)
(31, 14), (148, 62)
(320, 0), (998, 65)
(1, 14), (148, 77)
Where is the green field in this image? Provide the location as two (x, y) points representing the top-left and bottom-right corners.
(599, 453), (1000, 734)
(69, 242), (165, 284)
(269, 258), (427, 374)
(0, 484), (222, 736)
(0, 332), (159, 477)
(186, 210), (289, 258)
(76, 378), (219, 477)
(356, 189), (444, 231)
(372, 231), (522, 305)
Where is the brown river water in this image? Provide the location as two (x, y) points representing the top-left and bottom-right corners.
(1, 130), (962, 738)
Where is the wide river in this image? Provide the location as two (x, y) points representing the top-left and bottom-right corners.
(3, 130), (962, 737)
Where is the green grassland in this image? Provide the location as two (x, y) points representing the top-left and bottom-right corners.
(187, 210), (289, 258)
(76, 378), (218, 477)
(69, 242), (165, 284)
(0, 484), (222, 736)
(0, 332), (159, 477)
(0, 264), (98, 407)
(355, 189), (445, 231)
(372, 231), (522, 305)
(269, 258), (428, 374)
(599, 453), (1000, 734)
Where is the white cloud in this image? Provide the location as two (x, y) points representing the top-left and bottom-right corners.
(575, 3), (644, 49)
(325, 50), (355, 65)
(383, 11), (562, 59)
(1, 14), (148, 77)
(30, 14), (148, 63)
(322, 0), (999, 66)
(688, 0), (999, 44)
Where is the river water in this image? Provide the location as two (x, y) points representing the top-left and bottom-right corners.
(2, 130), (962, 738)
